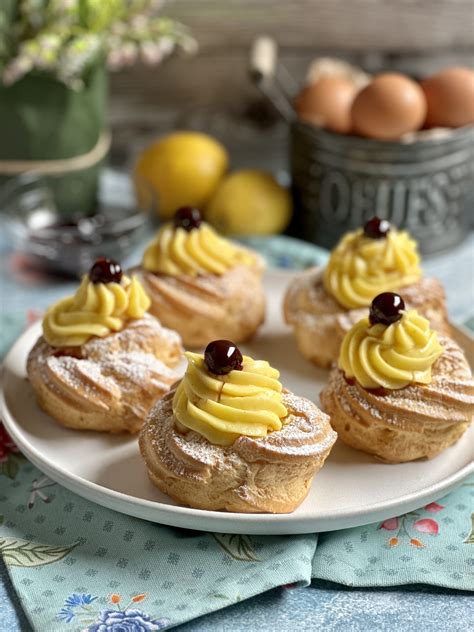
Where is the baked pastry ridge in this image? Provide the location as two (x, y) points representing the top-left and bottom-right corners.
(321, 292), (474, 463)
(137, 207), (265, 347)
(140, 340), (337, 513)
(28, 258), (183, 433)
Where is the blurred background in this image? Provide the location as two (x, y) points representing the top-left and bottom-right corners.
(111, 0), (474, 168)
(0, 0), (473, 279)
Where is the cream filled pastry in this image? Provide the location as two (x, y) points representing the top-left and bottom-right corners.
(28, 257), (183, 433)
(140, 340), (336, 513)
(323, 218), (421, 309)
(321, 292), (474, 463)
(284, 217), (450, 367)
(136, 207), (265, 347)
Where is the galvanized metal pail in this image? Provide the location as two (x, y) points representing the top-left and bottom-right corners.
(249, 37), (474, 255)
(288, 122), (474, 254)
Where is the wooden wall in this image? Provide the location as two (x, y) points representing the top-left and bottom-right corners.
(108, 0), (474, 168)
(165, 0), (473, 51)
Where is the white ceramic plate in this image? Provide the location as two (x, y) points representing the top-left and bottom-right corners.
(1, 270), (473, 535)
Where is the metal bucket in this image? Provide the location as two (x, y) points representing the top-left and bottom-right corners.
(288, 122), (474, 254)
(249, 38), (474, 255)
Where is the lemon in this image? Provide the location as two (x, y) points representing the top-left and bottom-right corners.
(205, 170), (292, 235)
(134, 132), (229, 220)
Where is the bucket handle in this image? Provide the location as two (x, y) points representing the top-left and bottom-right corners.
(249, 36), (296, 123)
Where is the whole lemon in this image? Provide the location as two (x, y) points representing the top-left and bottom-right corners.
(205, 170), (292, 235)
(134, 132), (229, 219)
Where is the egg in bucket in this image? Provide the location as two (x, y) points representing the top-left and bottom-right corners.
(250, 38), (474, 254)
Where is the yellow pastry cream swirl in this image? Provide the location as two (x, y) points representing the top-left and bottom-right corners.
(42, 275), (151, 347)
(339, 310), (443, 390)
(142, 222), (256, 276)
(173, 352), (288, 446)
(323, 228), (421, 309)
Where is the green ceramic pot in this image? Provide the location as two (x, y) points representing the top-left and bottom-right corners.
(0, 63), (108, 215)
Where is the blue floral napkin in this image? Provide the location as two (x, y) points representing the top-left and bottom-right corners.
(0, 454), (318, 630)
(0, 453), (472, 631)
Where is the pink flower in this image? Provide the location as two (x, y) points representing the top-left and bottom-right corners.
(107, 49), (123, 70)
(0, 445), (8, 464)
(424, 502), (444, 513)
(0, 425), (19, 454)
(26, 309), (42, 325)
(379, 517), (399, 531)
(413, 518), (439, 535)
(141, 42), (163, 65)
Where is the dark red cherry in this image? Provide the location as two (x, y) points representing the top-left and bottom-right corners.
(363, 216), (391, 239)
(369, 292), (405, 326)
(89, 257), (122, 284)
(173, 206), (202, 232)
(204, 340), (243, 375)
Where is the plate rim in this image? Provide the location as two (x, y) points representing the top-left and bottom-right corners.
(2, 295), (473, 534)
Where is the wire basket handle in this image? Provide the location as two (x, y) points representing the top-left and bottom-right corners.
(249, 36), (296, 123)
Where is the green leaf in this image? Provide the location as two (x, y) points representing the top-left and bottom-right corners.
(78, 0), (90, 28)
(0, 538), (78, 567)
(1, 457), (19, 480)
(464, 513), (474, 544)
(212, 534), (260, 562)
(206, 593), (229, 600)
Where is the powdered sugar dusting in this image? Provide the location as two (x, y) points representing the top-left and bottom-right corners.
(29, 314), (181, 427)
(285, 267), (450, 347)
(173, 427), (223, 466)
(47, 354), (116, 396)
(147, 387), (336, 466)
(86, 315), (181, 350)
(102, 352), (177, 389)
(323, 335), (474, 430)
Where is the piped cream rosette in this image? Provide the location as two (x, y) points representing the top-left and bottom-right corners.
(324, 228), (421, 309)
(42, 275), (151, 347)
(173, 352), (288, 446)
(339, 309), (444, 390)
(142, 222), (256, 276)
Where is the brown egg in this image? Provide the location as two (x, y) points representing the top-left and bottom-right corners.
(294, 76), (358, 134)
(421, 67), (474, 128)
(351, 73), (427, 140)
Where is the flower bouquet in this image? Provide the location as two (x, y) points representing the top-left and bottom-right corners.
(0, 0), (192, 214)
